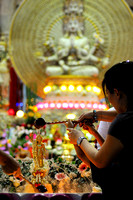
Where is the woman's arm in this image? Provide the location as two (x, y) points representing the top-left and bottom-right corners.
(80, 134), (123, 168)
(68, 128), (123, 168)
(97, 110), (117, 122)
(74, 145), (90, 168)
(88, 126), (104, 147)
(81, 122), (104, 147)
(66, 120), (91, 167)
(78, 110), (117, 123)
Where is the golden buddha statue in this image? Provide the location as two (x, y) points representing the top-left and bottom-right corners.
(32, 134), (46, 169)
(30, 133), (49, 191)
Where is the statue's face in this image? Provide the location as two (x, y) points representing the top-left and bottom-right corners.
(69, 2), (78, 13)
(36, 135), (42, 143)
(67, 19), (79, 33)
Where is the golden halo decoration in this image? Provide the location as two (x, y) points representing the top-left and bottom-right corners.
(9, 0), (133, 98)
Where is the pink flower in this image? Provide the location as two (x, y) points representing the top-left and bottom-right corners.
(55, 173), (67, 181)
(7, 143), (12, 148)
(1, 139), (7, 145)
(2, 132), (7, 137)
(25, 136), (29, 140)
(0, 147), (6, 150)
(33, 134), (36, 139)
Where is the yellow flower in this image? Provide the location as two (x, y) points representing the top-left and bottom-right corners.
(35, 112), (41, 118)
(28, 112), (34, 117)
(7, 139), (11, 143)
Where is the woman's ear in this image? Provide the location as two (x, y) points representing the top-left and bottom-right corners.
(114, 88), (119, 96)
(114, 89), (124, 98)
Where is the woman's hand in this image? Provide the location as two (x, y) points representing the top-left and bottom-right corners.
(0, 150), (21, 177)
(67, 128), (84, 144)
(2, 161), (21, 177)
(80, 119), (95, 132)
(78, 112), (94, 123)
(65, 119), (75, 128)
(13, 167), (22, 178)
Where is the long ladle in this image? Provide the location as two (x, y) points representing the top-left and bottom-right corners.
(34, 118), (94, 129)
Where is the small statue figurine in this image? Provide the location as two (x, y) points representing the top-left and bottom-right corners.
(30, 133), (49, 192)
(32, 134), (46, 169)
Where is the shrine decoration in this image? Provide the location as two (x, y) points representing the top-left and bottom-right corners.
(9, 0), (133, 98)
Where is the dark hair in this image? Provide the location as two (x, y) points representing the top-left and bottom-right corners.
(102, 61), (133, 103)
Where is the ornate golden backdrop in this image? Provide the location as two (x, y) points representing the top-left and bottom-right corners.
(9, 0), (133, 98)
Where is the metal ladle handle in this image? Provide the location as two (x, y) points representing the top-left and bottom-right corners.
(46, 120), (78, 125)
(19, 174), (40, 193)
(34, 118), (94, 129)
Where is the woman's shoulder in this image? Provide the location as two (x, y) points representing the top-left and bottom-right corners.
(108, 111), (133, 143)
(116, 111), (133, 122)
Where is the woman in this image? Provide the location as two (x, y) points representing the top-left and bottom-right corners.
(67, 61), (133, 200)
